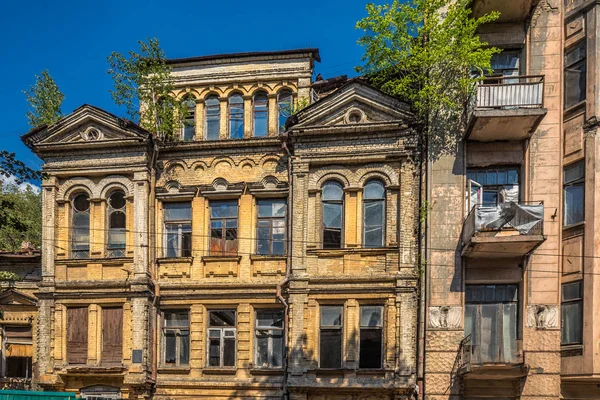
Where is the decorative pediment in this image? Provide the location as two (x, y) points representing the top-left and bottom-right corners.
(0, 289), (37, 307)
(289, 80), (414, 130)
(22, 104), (150, 150)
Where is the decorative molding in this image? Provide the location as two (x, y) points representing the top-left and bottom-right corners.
(428, 306), (461, 329)
(526, 304), (559, 329)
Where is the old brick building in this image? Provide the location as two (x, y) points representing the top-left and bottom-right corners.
(424, 0), (600, 399)
(20, 49), (422, 399)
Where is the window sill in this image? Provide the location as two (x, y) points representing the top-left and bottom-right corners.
(564, 100), (586, 116)
(563, 221), (585, 231)
(202, 255), (242, 263)
(203, 367), (237, 375)
(59, 257), (133, 266)
(157, 366), (191, 374)
(355, 368), (391, 376)
(157, 257), (193, 264)
(249, 254), (287, 262)
(307, 247), (398, 257)
(249, 367), (284, 375)
(561, 344), (583, 357)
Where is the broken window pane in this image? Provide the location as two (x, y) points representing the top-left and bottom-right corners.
(564, 41), (586, 108)
(320, 306), (343, 368)
(359, 306), (383, 369)
(163, 310), (189, 366)
(72, 193), (90, 258)
(207, 311), (237, 367)
(278, 90), (293, 132)
(256, 199), (287, 255)
(255, 310), (284, 368)
(210, 201), (238, 255)
(364, 181), (385, 248)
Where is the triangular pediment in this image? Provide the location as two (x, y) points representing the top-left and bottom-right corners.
(22, 104), (150, 150)
(0, 289), (37, 307)
(289, 80), (414, 129)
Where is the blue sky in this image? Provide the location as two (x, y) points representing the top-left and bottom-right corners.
(0, 0), (369, 175)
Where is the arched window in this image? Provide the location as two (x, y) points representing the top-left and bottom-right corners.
(181, 96), (196, 141)
(229, 94), (244, 139)
(277, 90), (293, 133)
(363, 180), (385, 248)
(72, 193), (90, 259)
(253, 91), (268, 137)
(205, 95), (220, 140)
(107, 190), (126, 258)
(322, 181), (344, 249)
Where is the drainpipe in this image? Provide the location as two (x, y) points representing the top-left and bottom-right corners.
(416, 129), (428, 400)
(277, 132), (293, 400)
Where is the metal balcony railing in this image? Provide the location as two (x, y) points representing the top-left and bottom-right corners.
(455, 334), (523, 376)
(462, 201), (544, 245)
(475, 75), (544, 109)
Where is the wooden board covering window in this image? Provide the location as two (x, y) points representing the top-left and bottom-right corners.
(102, 307), (123, 365)
(67, 307), (88, 364)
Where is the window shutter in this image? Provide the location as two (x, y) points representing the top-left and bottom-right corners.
(102, 307), (123, 365)
(67, 307), (88, 364)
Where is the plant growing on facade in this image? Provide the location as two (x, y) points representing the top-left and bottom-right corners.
(356, 0), (500, 153)
(23, 70), (64, 128)
(107, 37), (189, 139)
(0, 182), (42, 252)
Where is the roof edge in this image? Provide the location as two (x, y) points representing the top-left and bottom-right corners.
(166, 48), (321, 65)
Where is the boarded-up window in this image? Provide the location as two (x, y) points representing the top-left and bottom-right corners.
(67, 307), (88, 364)
(102, 307), (123, 365)
(3, 326), (32, 378)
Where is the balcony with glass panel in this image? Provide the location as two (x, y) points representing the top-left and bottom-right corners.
(462, 168), (545, 259)
(470, 0), (542, 23)
(455, 285), (528, 379)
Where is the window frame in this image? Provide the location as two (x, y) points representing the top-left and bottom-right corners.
(277, 90), (293, 133)
(563, 160), (585, 227)
(205, 95), (221, 140)
(256, 199), (287, 256)
(71, 192), (91, 259)
(319, 305), (343, 369)
(254, 309), (284, 369)
(1, 325), (33, 379)
(209, 200), (239, 256)
(106, 190), (126, 258)
(321, 181), (344, 249)
(253, 91), (269, 137)
(564, 40), (586, 109)
(363, 180), (386, 248)
(207, 310), (237, 368)
(181, 96), (196, 142)
(163, 202), (192, 258)
(228, 93), (244, 139)
(161, 309), (190, 367)
(561, 281), (583, 346)
(358, 305), (384, 369)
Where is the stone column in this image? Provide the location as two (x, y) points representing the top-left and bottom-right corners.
(268, 94), (278, 136)
(195, 100), (204, 141)
(243, 95), (252, 138)
(41, 176), (58, 281)
(219, 97), (228, 140)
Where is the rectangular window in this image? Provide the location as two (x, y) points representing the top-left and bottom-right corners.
(359, 306), (383, 369)
(256, 199), (286, 255)
(466, 167), (520, 207)
(564, 41), (586, 108)
(207, 310), (236, 367)
(67, 307), (88, 364)
(162, 310), (190, 366)
(210, 200), (238, 255)
(319, 305), (343, 368)
(2, 326), (32, 378)
(255, 310), (284, 368)
(562, 281), (583, 345)
(464, 285), (519, 364)
(164, 202), (192, 258)
(564, 160), (584, 226)
(490, 51), (520, 77)
(101, 307), (123, 365)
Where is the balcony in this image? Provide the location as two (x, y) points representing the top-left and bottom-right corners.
(470, 0), (542, 23)
(465, 75), (547, 142)
(455, 335), (528, 379)
(461, 201), (545, 258)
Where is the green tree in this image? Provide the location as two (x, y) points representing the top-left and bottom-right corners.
(107, 37), (188, 139)
(356, 0), (500, 151)
(0, 182), (42, 252)
(23, 70), (64, 128)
